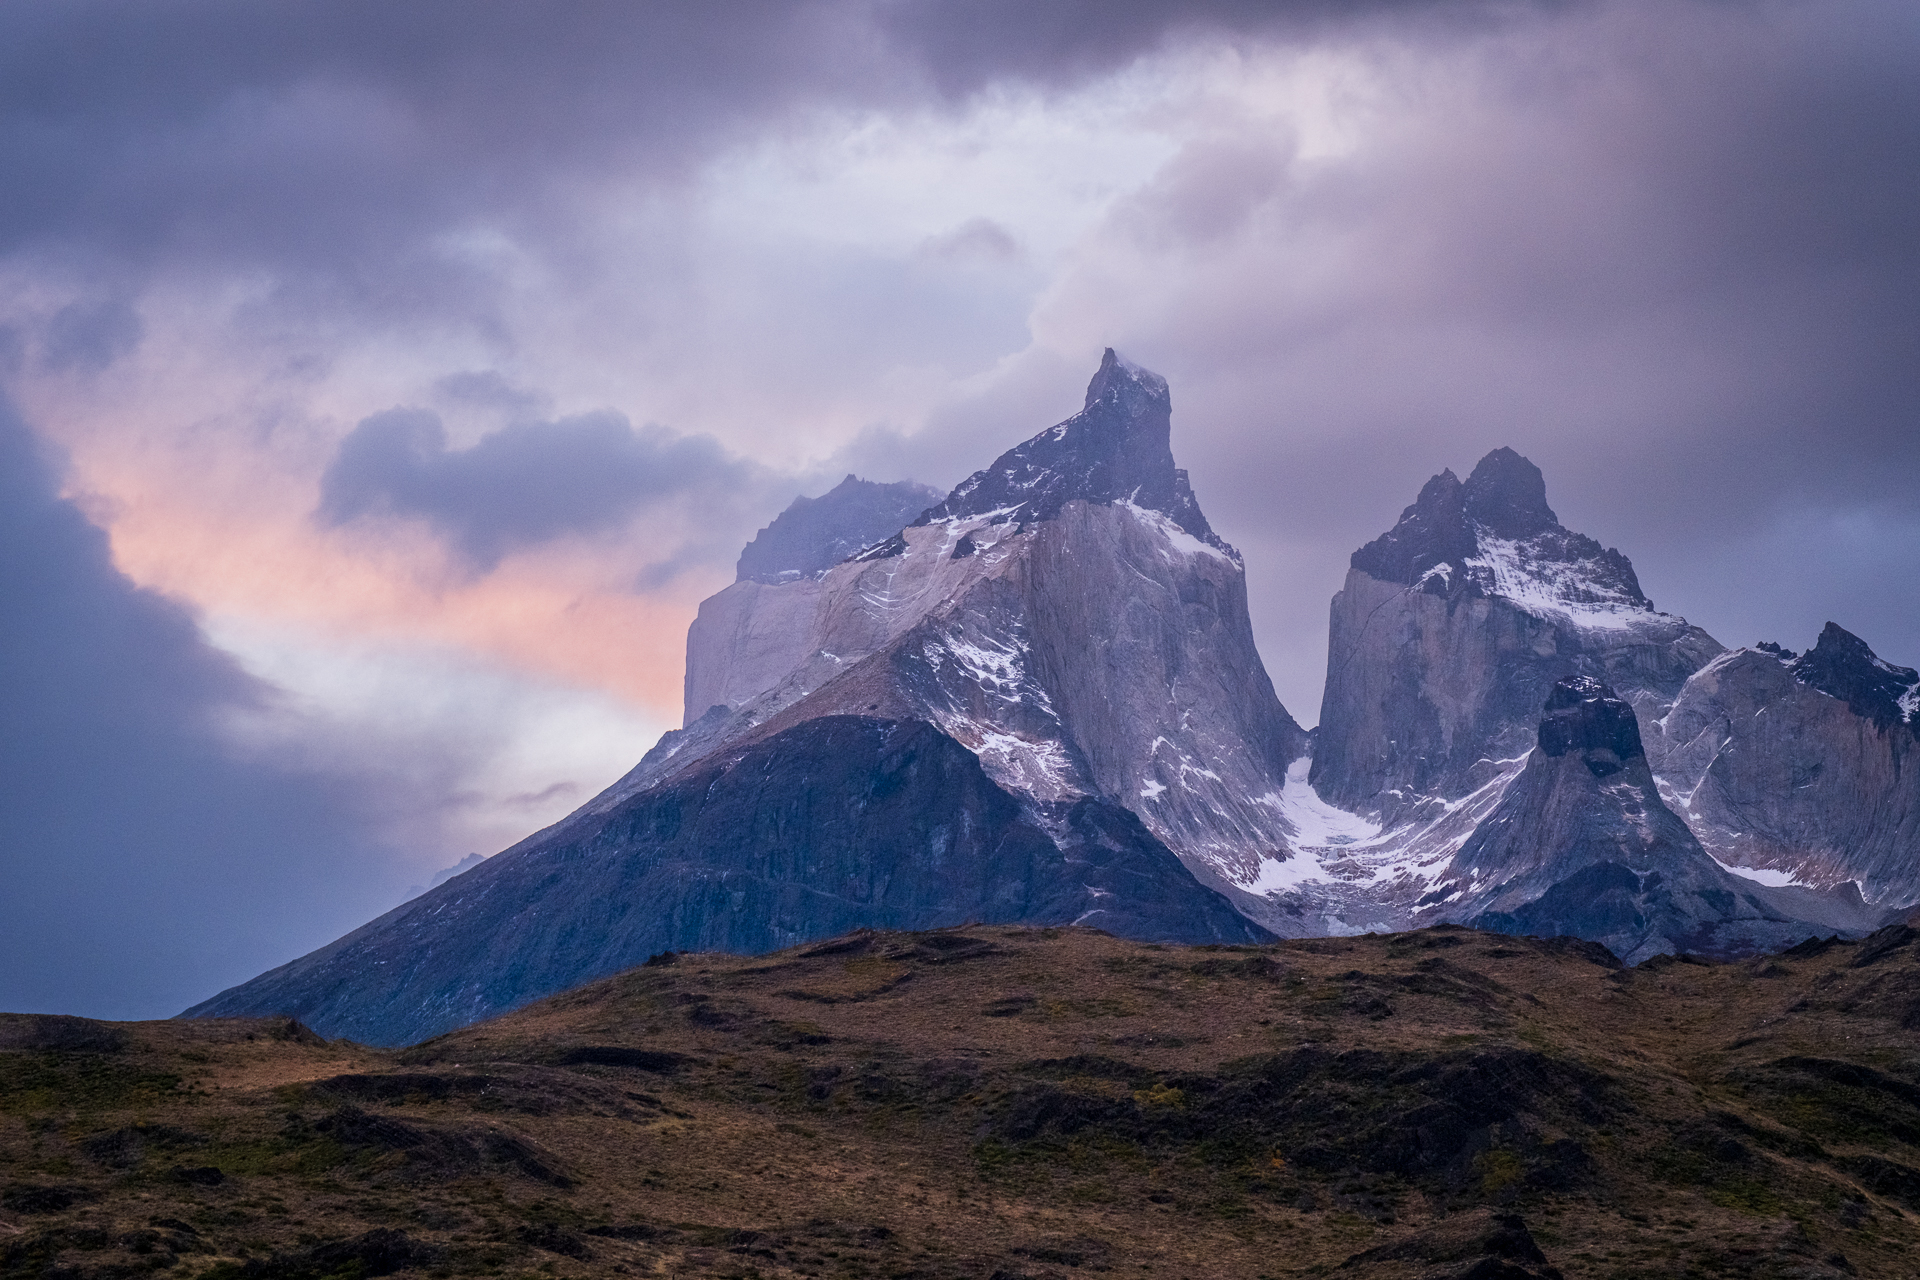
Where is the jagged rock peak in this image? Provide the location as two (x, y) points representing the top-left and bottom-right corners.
(736, 474), (941, 584)
(1789, 622), (1920, 731)
(1350, 446), (1653, 621)
(902, 349), (1230, 556)
(1537, 675), (1643, 776)
(1461, 446), (1558, 540)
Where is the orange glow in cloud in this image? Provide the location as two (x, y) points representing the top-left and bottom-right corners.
(16, 333), (719, 723)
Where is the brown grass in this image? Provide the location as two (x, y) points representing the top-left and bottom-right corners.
(3, 923), (1918, 1278)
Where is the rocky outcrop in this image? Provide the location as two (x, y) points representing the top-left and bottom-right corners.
(1313, 449), (1723, 817)
(1648, 623), (1919, 906)
(1431, 677), (1873, 962)
(686, 475), (938, 721)
(187, 715), (1268, 1045)
(735, 474), (940, 586)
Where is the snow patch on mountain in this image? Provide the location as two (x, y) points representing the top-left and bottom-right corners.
(1273, 758), (1382, 848)
(1117, 500), (1234, 564)
(1465, 532), (1662, 630)
(1707, 855), (1809, 889)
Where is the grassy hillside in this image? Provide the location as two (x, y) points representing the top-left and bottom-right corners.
(4, 921), (1919, 1279)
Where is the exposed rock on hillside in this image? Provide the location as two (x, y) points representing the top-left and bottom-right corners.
(1437, 676), (1867, 961)
(1649, 623), (1920, 905)
(188, 716), (1266, 1045)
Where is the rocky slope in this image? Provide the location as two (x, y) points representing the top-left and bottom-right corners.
(734, 474), (941, 586)
(1431, 676), (1869, 961)
(1264, 449), (1726, 934)
(189, 351), (1305, 1043)
(649, 349), (1311, 920)
(17, 922), (1920, 1279)
(1648, 623), (1920, 907)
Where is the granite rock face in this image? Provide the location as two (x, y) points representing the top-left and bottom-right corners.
(1648, 624), (1919, 906)
(1267, 449), (1898, 949)
(1432, 677), (1865, 961)
(1313, 448), (1723, 816)
(187, 715), (1268, 1045)
(1249, 449), (1726, 936)
(669, 350), (1311, 924)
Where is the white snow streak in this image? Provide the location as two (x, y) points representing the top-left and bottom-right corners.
(1708, 855), (1808, 889)
(1465, 533), (1660, 630)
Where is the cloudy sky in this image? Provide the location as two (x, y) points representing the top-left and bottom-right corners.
(4, 0), (1916, 1019)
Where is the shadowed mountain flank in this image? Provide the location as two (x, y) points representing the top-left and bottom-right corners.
(186, 717), (1266, 1046)
(1438, 676), (1870, 962)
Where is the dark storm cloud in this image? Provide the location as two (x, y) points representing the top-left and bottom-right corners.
(318, 408), (754, 572)
(876, 0), (1564, 94)
(0, 399), (411, 1019)
(0, 0), (1554, 298)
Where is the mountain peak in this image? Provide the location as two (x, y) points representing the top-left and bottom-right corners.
(905, 349), (1228, 554)
(1082, 347), (1170, 416)
(736, 475), (940, 584)
(1537, 675), (1644, 776)
(1349, 447), (1653, 624)
(1789, 622), (1920, 730)
(1462, 446), (1557, 539)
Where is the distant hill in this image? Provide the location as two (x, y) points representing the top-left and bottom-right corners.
(11, 920), (1920, 1278)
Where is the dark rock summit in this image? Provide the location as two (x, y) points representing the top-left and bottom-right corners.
(1536, 675), (1642, 774)
(1349, 447), (1646, 608)
(1790, 621), (1920, 732)
(1442, 677), (1866, 962)
(736, 474), (940, 584)
(897, 348), (1229, 556)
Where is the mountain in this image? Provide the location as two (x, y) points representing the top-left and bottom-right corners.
(1648, 622), (1920, 906)
(1262, 448), (1725, 934)
(733, 474), (941, 585)
(1431, 675), (1869, 961)
(188, 378), (1917, 1041)
(186, 717), (1260, 1045)
(1271, 448), (1894, 947)
(1313, 447), (1723, 814)
(188, 350), (1297, 1044)
(666, 348), (1310, 924)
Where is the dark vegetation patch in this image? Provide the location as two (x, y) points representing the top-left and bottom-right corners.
(297, 1105), (573, 1185)
(8, 924), (1920, 1280)
(979, 1046), (1610, 1197)
(197, 1228), (441, 1279)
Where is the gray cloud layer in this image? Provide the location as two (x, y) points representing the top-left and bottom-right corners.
(0, 401), (411, 1019)
(318, 409), (750, 572)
